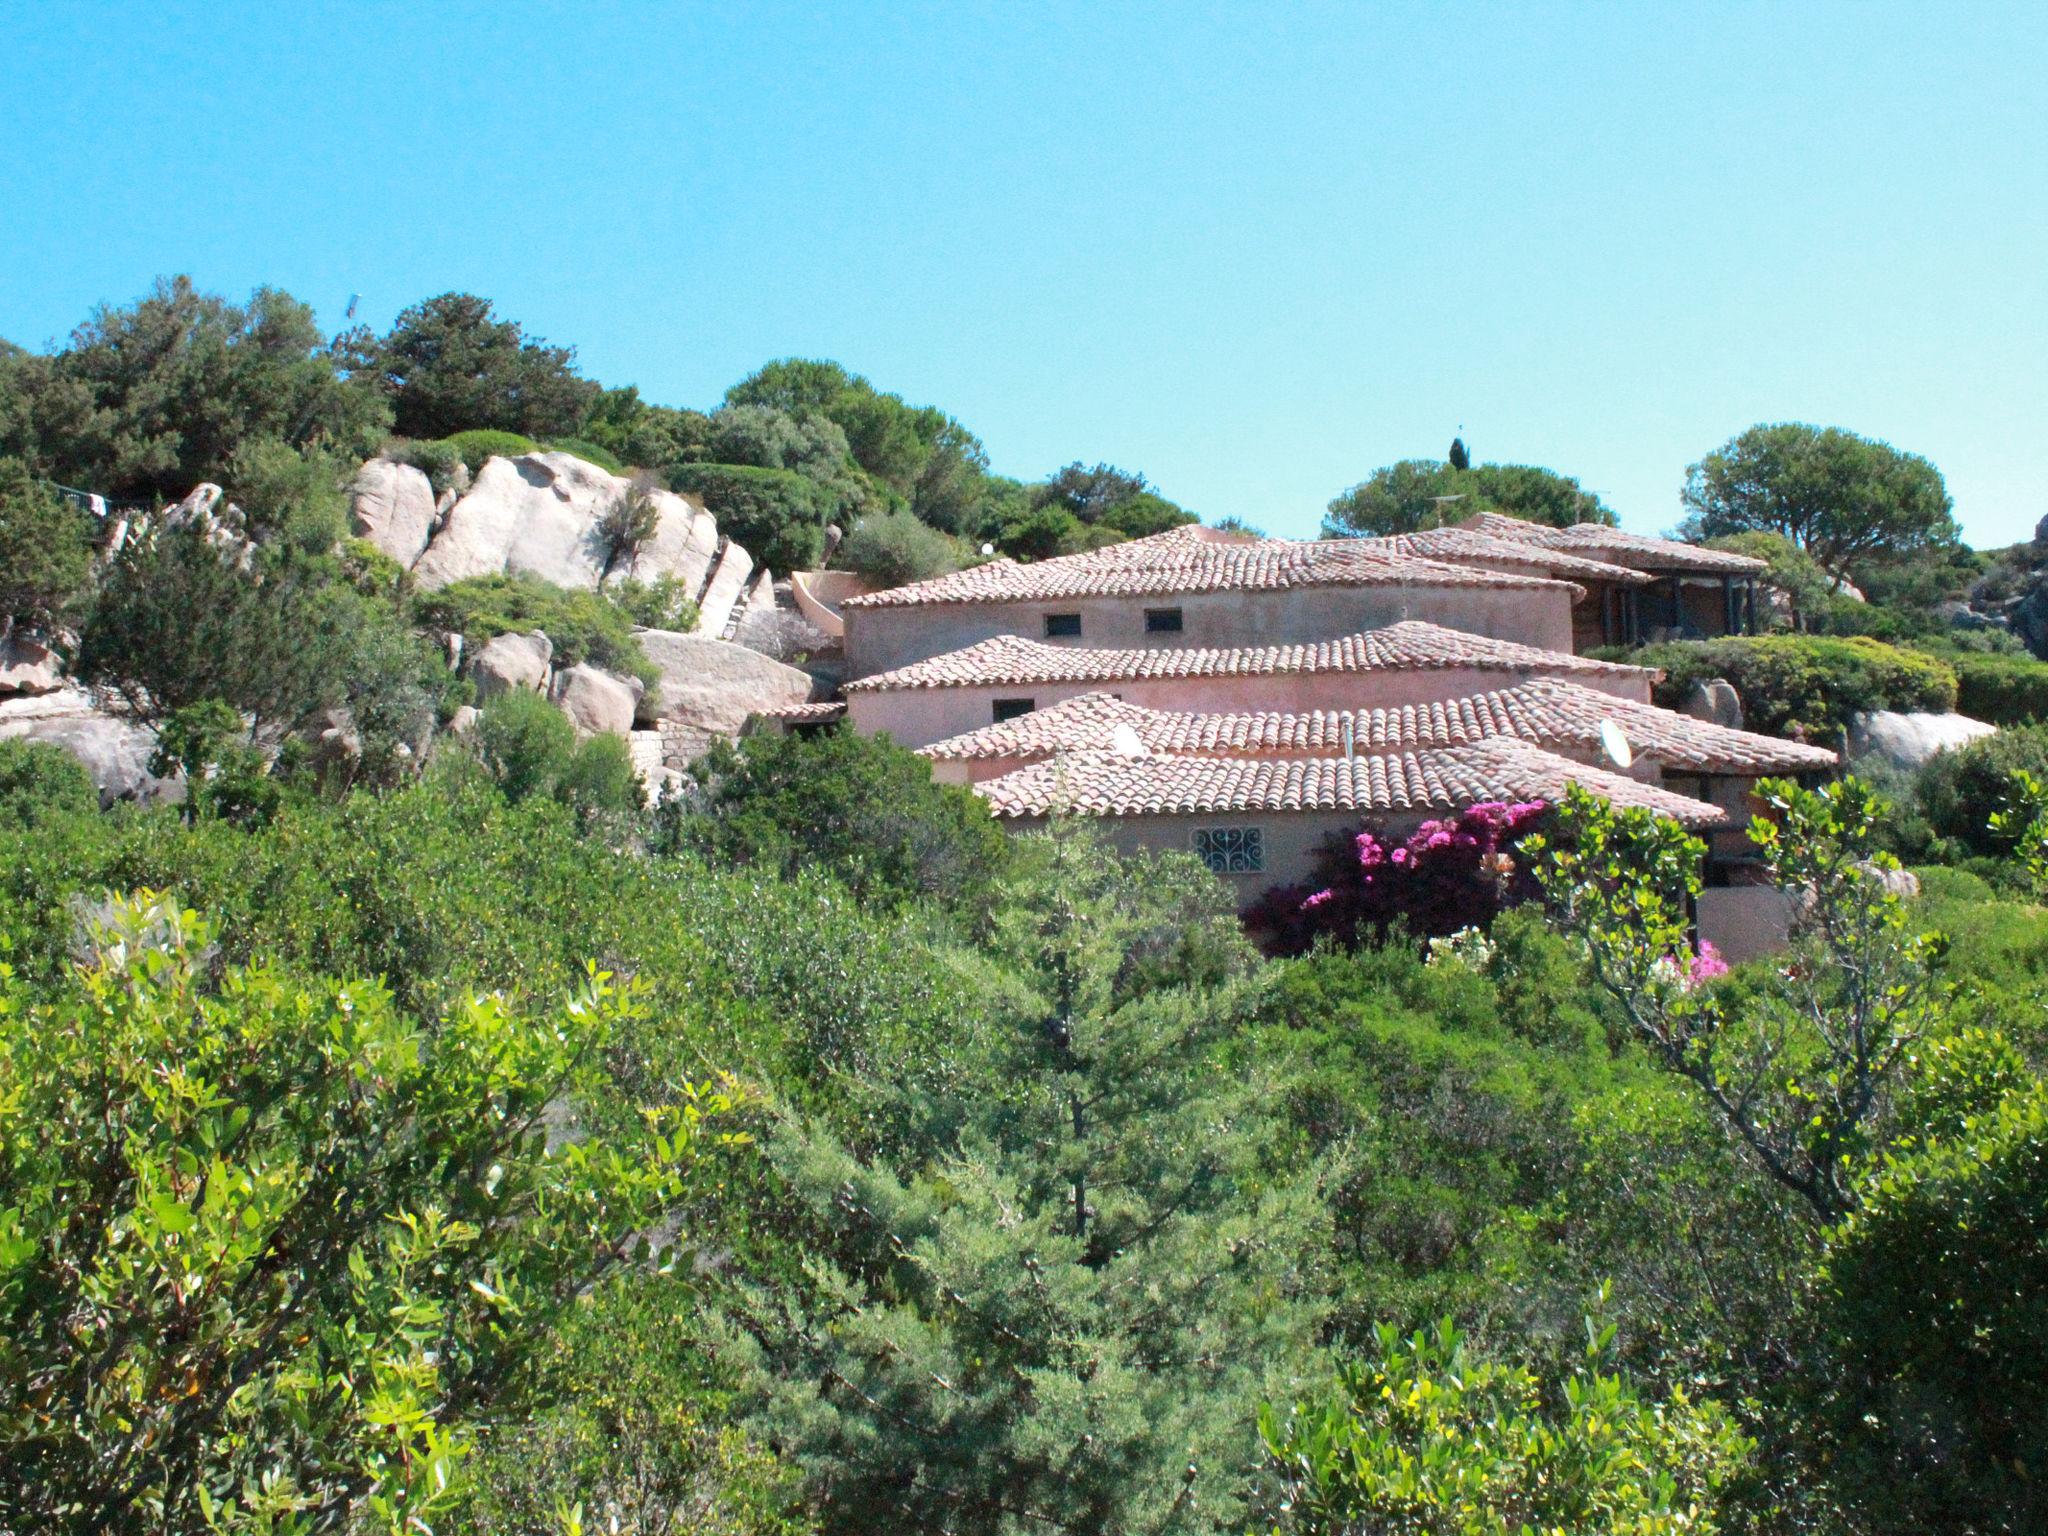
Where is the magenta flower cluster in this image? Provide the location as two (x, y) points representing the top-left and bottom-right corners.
(1248, 801), (1551, 954)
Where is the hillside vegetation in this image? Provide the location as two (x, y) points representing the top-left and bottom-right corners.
(0, 278), (2045, 1534)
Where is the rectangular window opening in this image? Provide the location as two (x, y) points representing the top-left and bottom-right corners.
(992, 698), (1036, 723)
(1144, 607), (1185, 633)
(1192, 825), (1264, 874)
(1044, 612), (1082, 638)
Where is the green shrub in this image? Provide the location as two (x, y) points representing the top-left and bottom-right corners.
(1946, 652), (2048, 725)
(676, 727), (1012, 912)
(475, 688), (576, 804)
(609, 573), (701, 632)
(439, 428), (539, 473)
(414, 572), (656, 687)
(0, 739), (100, 825)
(557, 729), (644, 834)
(542, 435), (626, 474)
(1618, 635), (1957, 738)
(671, 463), (829, 574)
(836, 507), (959, 587)
(382, 436), (466, 498)
(0, 455), (96, 632)
(1916, 723), (2048, 859)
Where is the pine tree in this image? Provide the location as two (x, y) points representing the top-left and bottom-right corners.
(724, 820), (1333, 1534)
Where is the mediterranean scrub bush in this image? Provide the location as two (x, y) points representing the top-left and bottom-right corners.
(0, 890), (745, 1533)
(0, 739), (100, 825)
(836, 506), (959, 587)
(671, 463), (829, 574)
(1622, 635), (1956, 738)
(1916, 722), (2048, 859)
(440, 428), (539, 473)
(541, 435), (626, 473)
(676, 727), (1012, 912)
(1947, 651), (2048, 725)
(414, 572), (656, 687)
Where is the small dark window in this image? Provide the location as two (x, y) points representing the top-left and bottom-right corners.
(992, 698), (1036, 723)
(1044, 612), (1082, 638)
(1144, 607), (1184, 633)
(1193, 826), (1264, 874)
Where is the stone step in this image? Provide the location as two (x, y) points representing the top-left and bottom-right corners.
(696, 536), (757, 638)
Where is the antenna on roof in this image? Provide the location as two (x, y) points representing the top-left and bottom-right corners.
(1598, 719), (1634, 771)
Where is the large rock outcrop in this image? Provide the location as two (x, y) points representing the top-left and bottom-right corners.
(470, 631), (554, 701)
(0, 633), (64, 697)
(350, 450), (763, 637)
(0, 689), (180, 806)
(1847, 710), (1997, 771)
(632, 628), (815, 760)
(348, 459), (440, 568)
(551, 664), (643, 737)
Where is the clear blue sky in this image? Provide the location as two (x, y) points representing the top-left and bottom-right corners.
(4, 1), (2043, 545)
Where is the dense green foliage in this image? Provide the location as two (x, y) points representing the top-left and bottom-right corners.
(1618, 633), (1957, 737)
(1945, 650), (2048, 725)
(1680, 421), (1960, 579)
(1263, 1308), (1752, 1535)
(836, 506), (964, 587)
(0, 277), (390, 506)
(0, 455), (96, 632)
(672, 462), (833, 574)
(1323, 458), (1616, 536)
(0, 890), (745, 1533)
(350, 292), (599, 441)
(676, 727), (1013, 912)
(1914, 723), (2048, 860)
(439, 427), (541, 473)
(412, 572), (656, 686)
(0, 738), (100, 824)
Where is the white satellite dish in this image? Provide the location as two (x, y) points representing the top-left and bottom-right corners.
(980, 542), (996, 556)
(1598, 719), (1633, 771)
(1109, 723), (1148, 758)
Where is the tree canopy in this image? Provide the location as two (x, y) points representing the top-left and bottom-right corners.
(354, 291), (600, 442)
(1323, 458), (1616, 537)
(1680, 423), (1960, 580)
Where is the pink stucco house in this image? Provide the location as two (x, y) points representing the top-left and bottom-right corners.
(839, 524), (1587, 679)
(770, 514), (1808, 957)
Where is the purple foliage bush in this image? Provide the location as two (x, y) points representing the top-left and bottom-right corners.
(1245, 801), (1551, 955)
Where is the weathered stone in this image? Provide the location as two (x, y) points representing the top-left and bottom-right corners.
(0, 689), (180, 806)
(627, 729), (680, 798)
(550, 663), (643, 737)
(0, 632), (64, 697)
(604, 488), (722, 600)
(445, 704), (481, 737)
(1682, 678), (1744, 731)
(348, 458), (439, 568)
(469, 630), (553, 701)
(1856, 861), (1921, 900)
(412, 453), (617, 590)
(2011, 583), (2048, 659)
(1847, 709), (1997, 771)
(631, 628), (814, 752)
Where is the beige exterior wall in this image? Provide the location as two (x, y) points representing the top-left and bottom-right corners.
(851, 662), (1652, 751)
(1002, 808), (1384, 900)
(843, 583), (1574, 679)
(1696, 885), (1795, 963)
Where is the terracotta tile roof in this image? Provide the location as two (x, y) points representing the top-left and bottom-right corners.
(1457, 511), (1767, 575)
(919, 679), (1838, 776)
(1361, 526), (1654, 587)
(840, 524), (1580, 609)
(972, 736), (1725, 827)
(755, 700), (847, 724)
(844, 621), (1658, 693)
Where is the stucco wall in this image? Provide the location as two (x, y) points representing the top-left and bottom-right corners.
(1697, 884), (1795, 962)
(851, 661), (1652, 750)
(1000, 808), (1389, 897)
(843, 583), (1574, 679)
